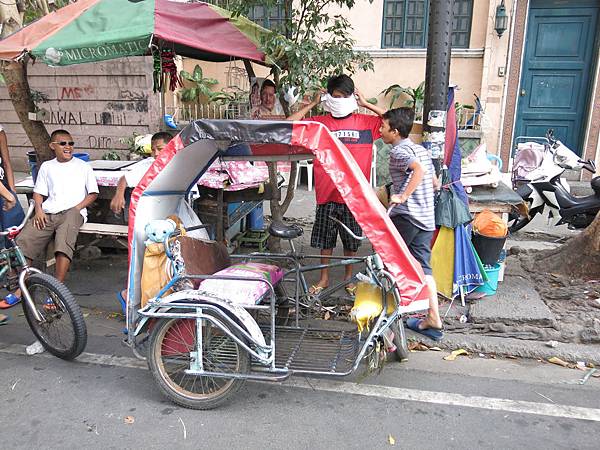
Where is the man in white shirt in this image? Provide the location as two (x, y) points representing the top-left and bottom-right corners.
(109, 132), (172, 214)
(16, 129), (98, 284)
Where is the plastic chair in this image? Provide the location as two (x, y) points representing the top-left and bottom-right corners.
(295, 160), (313, 191)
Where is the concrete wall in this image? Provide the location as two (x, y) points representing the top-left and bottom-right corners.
(0, 56), (161, 171)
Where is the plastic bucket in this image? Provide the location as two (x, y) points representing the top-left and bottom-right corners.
(472, 232), (506, 265)
(27, 151), (39, 182)
(474, 264), (501, 296)
(248, 203), (265, 230)
(73, 152), (90, 162)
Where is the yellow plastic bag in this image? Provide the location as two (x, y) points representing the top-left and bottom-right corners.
(350, 282), (395, 332)
(140, 242), (171, 307)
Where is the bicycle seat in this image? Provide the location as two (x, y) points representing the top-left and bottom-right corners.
(268, 221), (303, 240)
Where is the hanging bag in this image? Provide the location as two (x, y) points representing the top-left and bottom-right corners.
(435, 169), (472, 228)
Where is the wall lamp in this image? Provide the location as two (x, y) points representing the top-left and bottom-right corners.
(495, 0), (509, 38)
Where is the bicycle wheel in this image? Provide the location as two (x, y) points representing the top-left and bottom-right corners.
(148, 314), (249, 410)
(390, 318), (409, 361)
(22, 273), (87, 360)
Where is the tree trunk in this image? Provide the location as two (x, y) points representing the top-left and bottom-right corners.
(1, 2), (52, 164)
(540, 211), (600, 279)
(1, 61), (52, 162)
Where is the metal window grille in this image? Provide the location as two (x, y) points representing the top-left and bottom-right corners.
(451, 0), (473, 48)
(382, 0), (473, 49)
(248, 3), (288, 31)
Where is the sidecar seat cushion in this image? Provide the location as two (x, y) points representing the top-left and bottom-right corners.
(197, 262), (284, 306)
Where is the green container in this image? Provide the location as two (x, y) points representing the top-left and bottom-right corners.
(474, 263), (501, 296)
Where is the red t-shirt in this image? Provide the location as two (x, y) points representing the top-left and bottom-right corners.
(307, 114), (382, 204)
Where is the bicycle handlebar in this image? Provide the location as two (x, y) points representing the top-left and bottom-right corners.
(0, 200), (35, 237)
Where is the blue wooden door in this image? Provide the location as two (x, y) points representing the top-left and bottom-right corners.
(515, 0), (599, 155)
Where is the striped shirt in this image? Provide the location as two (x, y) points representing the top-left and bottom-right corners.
(389, 138), (435, 231)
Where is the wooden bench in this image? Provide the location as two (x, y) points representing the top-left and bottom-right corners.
(77, 222), (129, 254)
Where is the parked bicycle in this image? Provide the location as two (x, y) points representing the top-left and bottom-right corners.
(0, 201), (87, 360)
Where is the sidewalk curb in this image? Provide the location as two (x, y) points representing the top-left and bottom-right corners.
(408, 330), (600, 365)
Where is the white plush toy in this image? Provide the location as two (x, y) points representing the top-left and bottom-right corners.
(144, 219), (177, 246)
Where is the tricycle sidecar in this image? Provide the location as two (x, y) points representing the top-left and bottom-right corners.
(125, 120), (430, 409)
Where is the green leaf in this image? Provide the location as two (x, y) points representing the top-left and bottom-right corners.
(192, 65), (203, 82)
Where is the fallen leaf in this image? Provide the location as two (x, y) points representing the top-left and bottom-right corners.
(124, 416), (135, 425)
(388, 434), (396, 445)
(443, 349), (469, 361)
(548, 357), (570, 368)
(408, 341), (430, 352)
(324, 311), (331, 321)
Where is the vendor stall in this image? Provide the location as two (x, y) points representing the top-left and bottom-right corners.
(1, 0), (276, 247)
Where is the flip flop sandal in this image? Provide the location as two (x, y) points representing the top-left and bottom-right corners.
(0, 314), (9, 326)
(0, 293), (21, 309)
(406, 318), (444, 342)
(42, 298), (57, 312)
(308, 285), (326, 295)
(117, 291), (127, 315)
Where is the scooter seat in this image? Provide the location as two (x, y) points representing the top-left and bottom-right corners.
(268, 221), (304, 240)
(558, 193), (600, 209)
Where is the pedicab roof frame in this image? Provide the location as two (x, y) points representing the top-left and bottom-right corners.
(127, 119), (430, 311)
(0, 0), (272, 66)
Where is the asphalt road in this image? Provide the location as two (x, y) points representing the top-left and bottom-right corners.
(1, 315), (599, 450)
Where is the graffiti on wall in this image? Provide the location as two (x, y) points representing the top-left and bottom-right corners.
(42, 86), (151, 150)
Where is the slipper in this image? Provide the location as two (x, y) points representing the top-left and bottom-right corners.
(0, 293), (21, 309)
(308, 285), (326, 295)
(406, 318), (444, 341)
(42, 297), (57, 312)
(117, 291), (127, 315)
(0, 314), (9, 326)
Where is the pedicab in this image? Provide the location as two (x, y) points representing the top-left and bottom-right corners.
(124, 119), (430, 409)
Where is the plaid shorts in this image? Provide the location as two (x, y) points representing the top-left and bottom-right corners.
(310, 202), (362, 252)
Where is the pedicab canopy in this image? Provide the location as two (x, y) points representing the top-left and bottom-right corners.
(0, 0), (271, 65)
(127, 120), (430, 316)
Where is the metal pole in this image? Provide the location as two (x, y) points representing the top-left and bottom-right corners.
(422, 0), (453, 175)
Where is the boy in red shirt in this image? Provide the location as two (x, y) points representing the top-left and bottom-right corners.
(289, 75), (386, 294)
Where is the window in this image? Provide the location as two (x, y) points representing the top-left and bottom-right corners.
(381, 0), (473, 49)
(247, 3), (288, 32)
(203, 1), (288, 31)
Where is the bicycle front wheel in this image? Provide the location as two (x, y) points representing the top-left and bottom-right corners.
(22, 273), (87, 360)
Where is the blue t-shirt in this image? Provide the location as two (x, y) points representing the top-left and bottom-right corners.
(389, 138), (435, 231)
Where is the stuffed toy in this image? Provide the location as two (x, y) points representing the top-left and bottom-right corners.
(144, 219), (177, 246)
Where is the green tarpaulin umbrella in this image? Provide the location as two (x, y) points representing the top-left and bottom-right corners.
(0, 0), (272, 66)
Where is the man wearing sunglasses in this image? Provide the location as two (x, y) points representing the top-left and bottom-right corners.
(0, 129), (98, 309)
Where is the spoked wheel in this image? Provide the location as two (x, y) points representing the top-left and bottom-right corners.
(148, 315), (249, 410)
(22, 273), (87, 360)
(390, 318), (409, 361)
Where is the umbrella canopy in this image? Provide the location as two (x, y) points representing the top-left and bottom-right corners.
(0, 0), (271, 66)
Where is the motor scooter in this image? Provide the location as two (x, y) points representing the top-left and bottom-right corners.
(509, 130), (600, 232)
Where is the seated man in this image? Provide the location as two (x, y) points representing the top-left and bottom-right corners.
(110, 132), (172, 214)
(0, 129), (99, 308)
